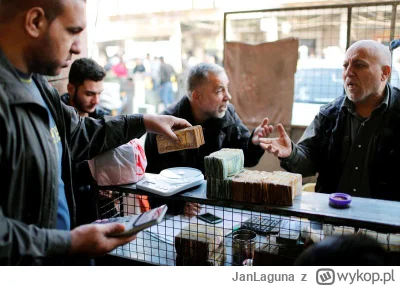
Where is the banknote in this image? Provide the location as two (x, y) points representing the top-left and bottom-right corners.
(156, 125), (205, 154)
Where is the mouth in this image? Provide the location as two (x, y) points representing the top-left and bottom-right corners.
(346, 82), (357, 90)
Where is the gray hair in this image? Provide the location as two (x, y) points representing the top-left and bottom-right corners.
(187, 63), (225, 96)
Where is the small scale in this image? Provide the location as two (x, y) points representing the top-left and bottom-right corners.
(136, 167), (204, 196)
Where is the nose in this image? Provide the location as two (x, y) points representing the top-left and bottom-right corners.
(70, 38), (82, 55)
(343, 65), (355, 78)
(93, 94), (100, 105)
(224, 91), (232, 101)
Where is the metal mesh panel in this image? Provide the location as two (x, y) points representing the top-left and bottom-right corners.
(224, 2), (400, 106)
(96, 189), (400, 266)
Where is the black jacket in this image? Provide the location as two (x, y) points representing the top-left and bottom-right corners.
(316, 85), (400, 200)
(281, 85), (400, 201)
(144, 96), (264, 213)
(0, 49), (146, 265)
(145, 96), (264, 174)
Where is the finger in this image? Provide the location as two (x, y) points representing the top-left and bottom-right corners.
(190, 205), (201, 213)
(259, 137), (273, 144)
(172, 118), (191, 129)
(277, 124), (288, 139)
(162, 128), (179, 142)
(272, 148), (280, 157)
(261, 117), (269, 127)
(102, 223), (126, 235)
(269, 125), (274, 133)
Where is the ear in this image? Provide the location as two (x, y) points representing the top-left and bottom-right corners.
(24, 7), (47, 38)
(191, 90), (201, 102)
(67, 83), (75, 97)
(381, 65), (391, 81)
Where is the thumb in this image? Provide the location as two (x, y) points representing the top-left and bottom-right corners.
(277, 124), (288, 139)
(163, 128), (179, 142)
(103, 223), (125, 235)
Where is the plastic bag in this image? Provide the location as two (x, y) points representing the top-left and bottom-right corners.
(88, 139), (147, 186)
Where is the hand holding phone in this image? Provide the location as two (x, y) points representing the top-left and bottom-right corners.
(92, 204), (168, 237)
(197, 212), (223, 224)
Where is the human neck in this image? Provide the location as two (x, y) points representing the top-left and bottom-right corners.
(78, 110), (89, 117)
(190, 101), (208, 124)
(0, 28), (30, 73)
(354, 85), (386, 118)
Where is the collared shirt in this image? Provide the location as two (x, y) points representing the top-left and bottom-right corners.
(337, 87), (389, 197)
(281, 85), (390, 197)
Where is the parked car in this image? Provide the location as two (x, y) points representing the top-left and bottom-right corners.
(294, 67), (344, 104)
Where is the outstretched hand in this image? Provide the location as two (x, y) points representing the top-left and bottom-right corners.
(143, 114), (191, 141)
(69, 223), (137, 257)
(258, 124), (292, 158)
(251, 117), (274, 145)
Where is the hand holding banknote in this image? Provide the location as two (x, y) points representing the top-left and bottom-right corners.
(143, 114), (191, 142)
(251, 117), (274, 145)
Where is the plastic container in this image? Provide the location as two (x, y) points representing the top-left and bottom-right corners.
(329, 193), (352, 208)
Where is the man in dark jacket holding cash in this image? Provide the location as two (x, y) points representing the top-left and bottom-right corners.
(145, 63), (273, 216)
(0, 0), (190, 265)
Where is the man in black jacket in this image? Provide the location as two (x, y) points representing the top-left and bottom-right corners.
(61, 57), (109, 118)
(61, 57), (115, 227)
(145, 63), (273, 216)
(259, 40), (400, 201)
(0, 0), (190, 265)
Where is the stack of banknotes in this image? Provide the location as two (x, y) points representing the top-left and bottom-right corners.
(205, 148), (302, 206)
(156, 125), (205, 154)
(204, 148), (244, 179)
(175, 223), (226, 266)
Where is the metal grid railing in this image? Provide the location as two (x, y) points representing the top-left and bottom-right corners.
(96, 189), (400, 266)
(223, 1), (400, 98)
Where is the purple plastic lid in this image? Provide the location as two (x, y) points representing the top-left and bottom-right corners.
(329, 193), (352, 207)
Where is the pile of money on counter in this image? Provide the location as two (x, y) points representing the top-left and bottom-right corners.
(175, 224), (226, 266)
(156, 125), (205, 154)
(205, 149), (302, 206)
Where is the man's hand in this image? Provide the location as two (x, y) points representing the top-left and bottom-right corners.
(143, 114), (191, 141)
(258, 124), (292, 158)
(183, 202), (202, 218)
(251, 117), (274, 145)
(68, 223), (136, 257)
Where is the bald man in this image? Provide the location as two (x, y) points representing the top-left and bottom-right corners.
(259, 40), (400, 201)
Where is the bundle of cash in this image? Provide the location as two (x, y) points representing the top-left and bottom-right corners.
(204, 148), (244, 179)
(175, 223), (225, 266)
(261, 171), (302, 205)
(208, 169), (302, 206)
(206, 176), (233, 200)
(156, 125), (205, 154)
(176, 244), (226, 266)
(232, 170), (265, 203)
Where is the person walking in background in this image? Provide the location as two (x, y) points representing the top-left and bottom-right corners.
(159, 56), (175, 107)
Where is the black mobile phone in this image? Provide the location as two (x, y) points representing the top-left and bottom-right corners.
(197, 212), (223, 224)
(93, 204), (168, 237)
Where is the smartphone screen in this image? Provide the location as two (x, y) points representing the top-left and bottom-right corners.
(197, 212), (223, 224)
(134, 205), (166, 227)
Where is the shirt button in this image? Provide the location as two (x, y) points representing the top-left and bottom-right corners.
(355, 167), (359, 170)
(353, 189), (357, 192)
(361, 123), (365, 127)
(358, 145), (362, 148)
